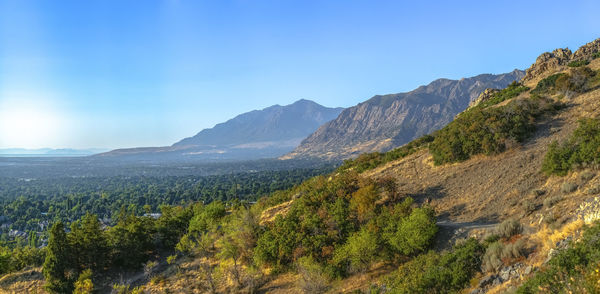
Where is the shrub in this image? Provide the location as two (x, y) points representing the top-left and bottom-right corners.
(531, 73), (567, 97)
(385, 238), (484, 293)
(531, 189), (546, 197)
(522, 200), (537, 215)
(496, 219), (523, 239)
(430, 99), (545, 165)
(586, 185), (600, 195)
(580, 171), (596, 181)
(477, 81), (530, 108)
(543, 196), (563, 208)
(482, 241), (504, 272)
(561, 182), (578, 194)
(332, 228), (379, 274)
(385, 207), (438, 256)
(296, 256), (330, 294)
(542, 118), (600, 175)
(594, 52), (600, 59)
(500, 239), (526, 261)
(567, 59), (590, 67)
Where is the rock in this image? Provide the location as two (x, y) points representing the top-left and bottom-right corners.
(478, 274), (495, 288)
(572, 38), (600, 61)
(524, 265), (532, 275)
(469, 289), (481, 294)
(522, 48), (572, 82)
(492, 277), (503, 286)
(468, 88), (501, 108)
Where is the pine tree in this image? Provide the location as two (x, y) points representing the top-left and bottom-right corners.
(43, 221), (73, 293)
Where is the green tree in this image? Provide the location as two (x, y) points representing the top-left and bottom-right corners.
(386, 207), (437, 256)
(333, 228), (379, 274)
(43, 221), (74, 294)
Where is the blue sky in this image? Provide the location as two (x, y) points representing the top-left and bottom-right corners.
(0, 0), (599, 149)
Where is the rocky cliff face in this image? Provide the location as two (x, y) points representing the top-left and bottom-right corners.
(284, 70), (525, 160)
(523, 38), (600, 82)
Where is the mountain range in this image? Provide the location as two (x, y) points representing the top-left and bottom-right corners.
(284, 69), (525, 159)
(98, 99), (343, 161)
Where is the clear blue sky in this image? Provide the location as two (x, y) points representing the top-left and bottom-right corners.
(1, 0), (599, 149)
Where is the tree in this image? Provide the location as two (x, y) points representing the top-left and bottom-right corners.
(333, 228), (379, 274)
(69, 213), (109, 272)
(44, 221), (74, 294)
(386, 207), (437, 256)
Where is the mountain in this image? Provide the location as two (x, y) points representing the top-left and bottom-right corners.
(0, 148), (107, 157)
(99, 99), (343, 161)
(284, 70), (525, 160)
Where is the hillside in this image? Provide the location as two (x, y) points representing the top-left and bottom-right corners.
(284, 70), (525, 160)
(99, 99), (343, 161)
(3, 39), (600, 294)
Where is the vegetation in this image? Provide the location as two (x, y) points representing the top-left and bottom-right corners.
(383, 238), (485, 293)
(532, 67), (599, 99)
(429, 97), (556, 165)
(476, 81), (529, 108)
(543, 118), (600, 175)
(339, 135), (434, 172)
(567, 59), (590, 67)
(517, 221), (600, 293)
(0, 166), (331, 245)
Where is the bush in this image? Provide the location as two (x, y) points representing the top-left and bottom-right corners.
(561, 182), (578, 194)
(429, 98), (546, 165)
(531, 73), (567, 97)
(501, 239), (526, 261)
(543, 195), (563, 208)
(531, 189), (546, 197)
(522, 200), (537, 215)
(477, 81), (530, 108)
(567, 59), (590, 67)
(580, 171), (596, 181)
(296, 256), (330, 294)
(384, 207), (438, 256)
(594, 52), (600, 59)
(496, 219), (523, 239)
(482, 239), (525, 272)
(385, 238), (484, 293)
(543, 118), (600, 175)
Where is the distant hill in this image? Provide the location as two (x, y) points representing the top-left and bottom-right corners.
(99, 99), (343, 161)
(284, 70), (525, 159)
(0, 148), (107, 157)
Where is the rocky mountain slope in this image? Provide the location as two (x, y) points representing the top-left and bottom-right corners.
(284, 70), (525, 160)
(99, 99), (343, 161)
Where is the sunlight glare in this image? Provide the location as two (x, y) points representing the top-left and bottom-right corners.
(0, 98), (65, 148)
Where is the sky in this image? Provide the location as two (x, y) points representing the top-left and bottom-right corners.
(0, 0), (599, 149)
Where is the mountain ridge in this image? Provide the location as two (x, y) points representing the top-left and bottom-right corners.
(98, 99), (343, 161)
(283, 69), (526, 160)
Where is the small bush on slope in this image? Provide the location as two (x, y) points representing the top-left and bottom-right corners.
(543, 118), (600, 176)
(383, 238), (484, 294)
(477, 81), (530, 109)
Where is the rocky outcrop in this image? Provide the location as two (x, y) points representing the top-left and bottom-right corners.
(522, 38), (600, 82)
(284, 70), (525, 160)
(469, 88), (501, 108)
(522, 48), (572, 82)
(572, 38), (600, 61)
